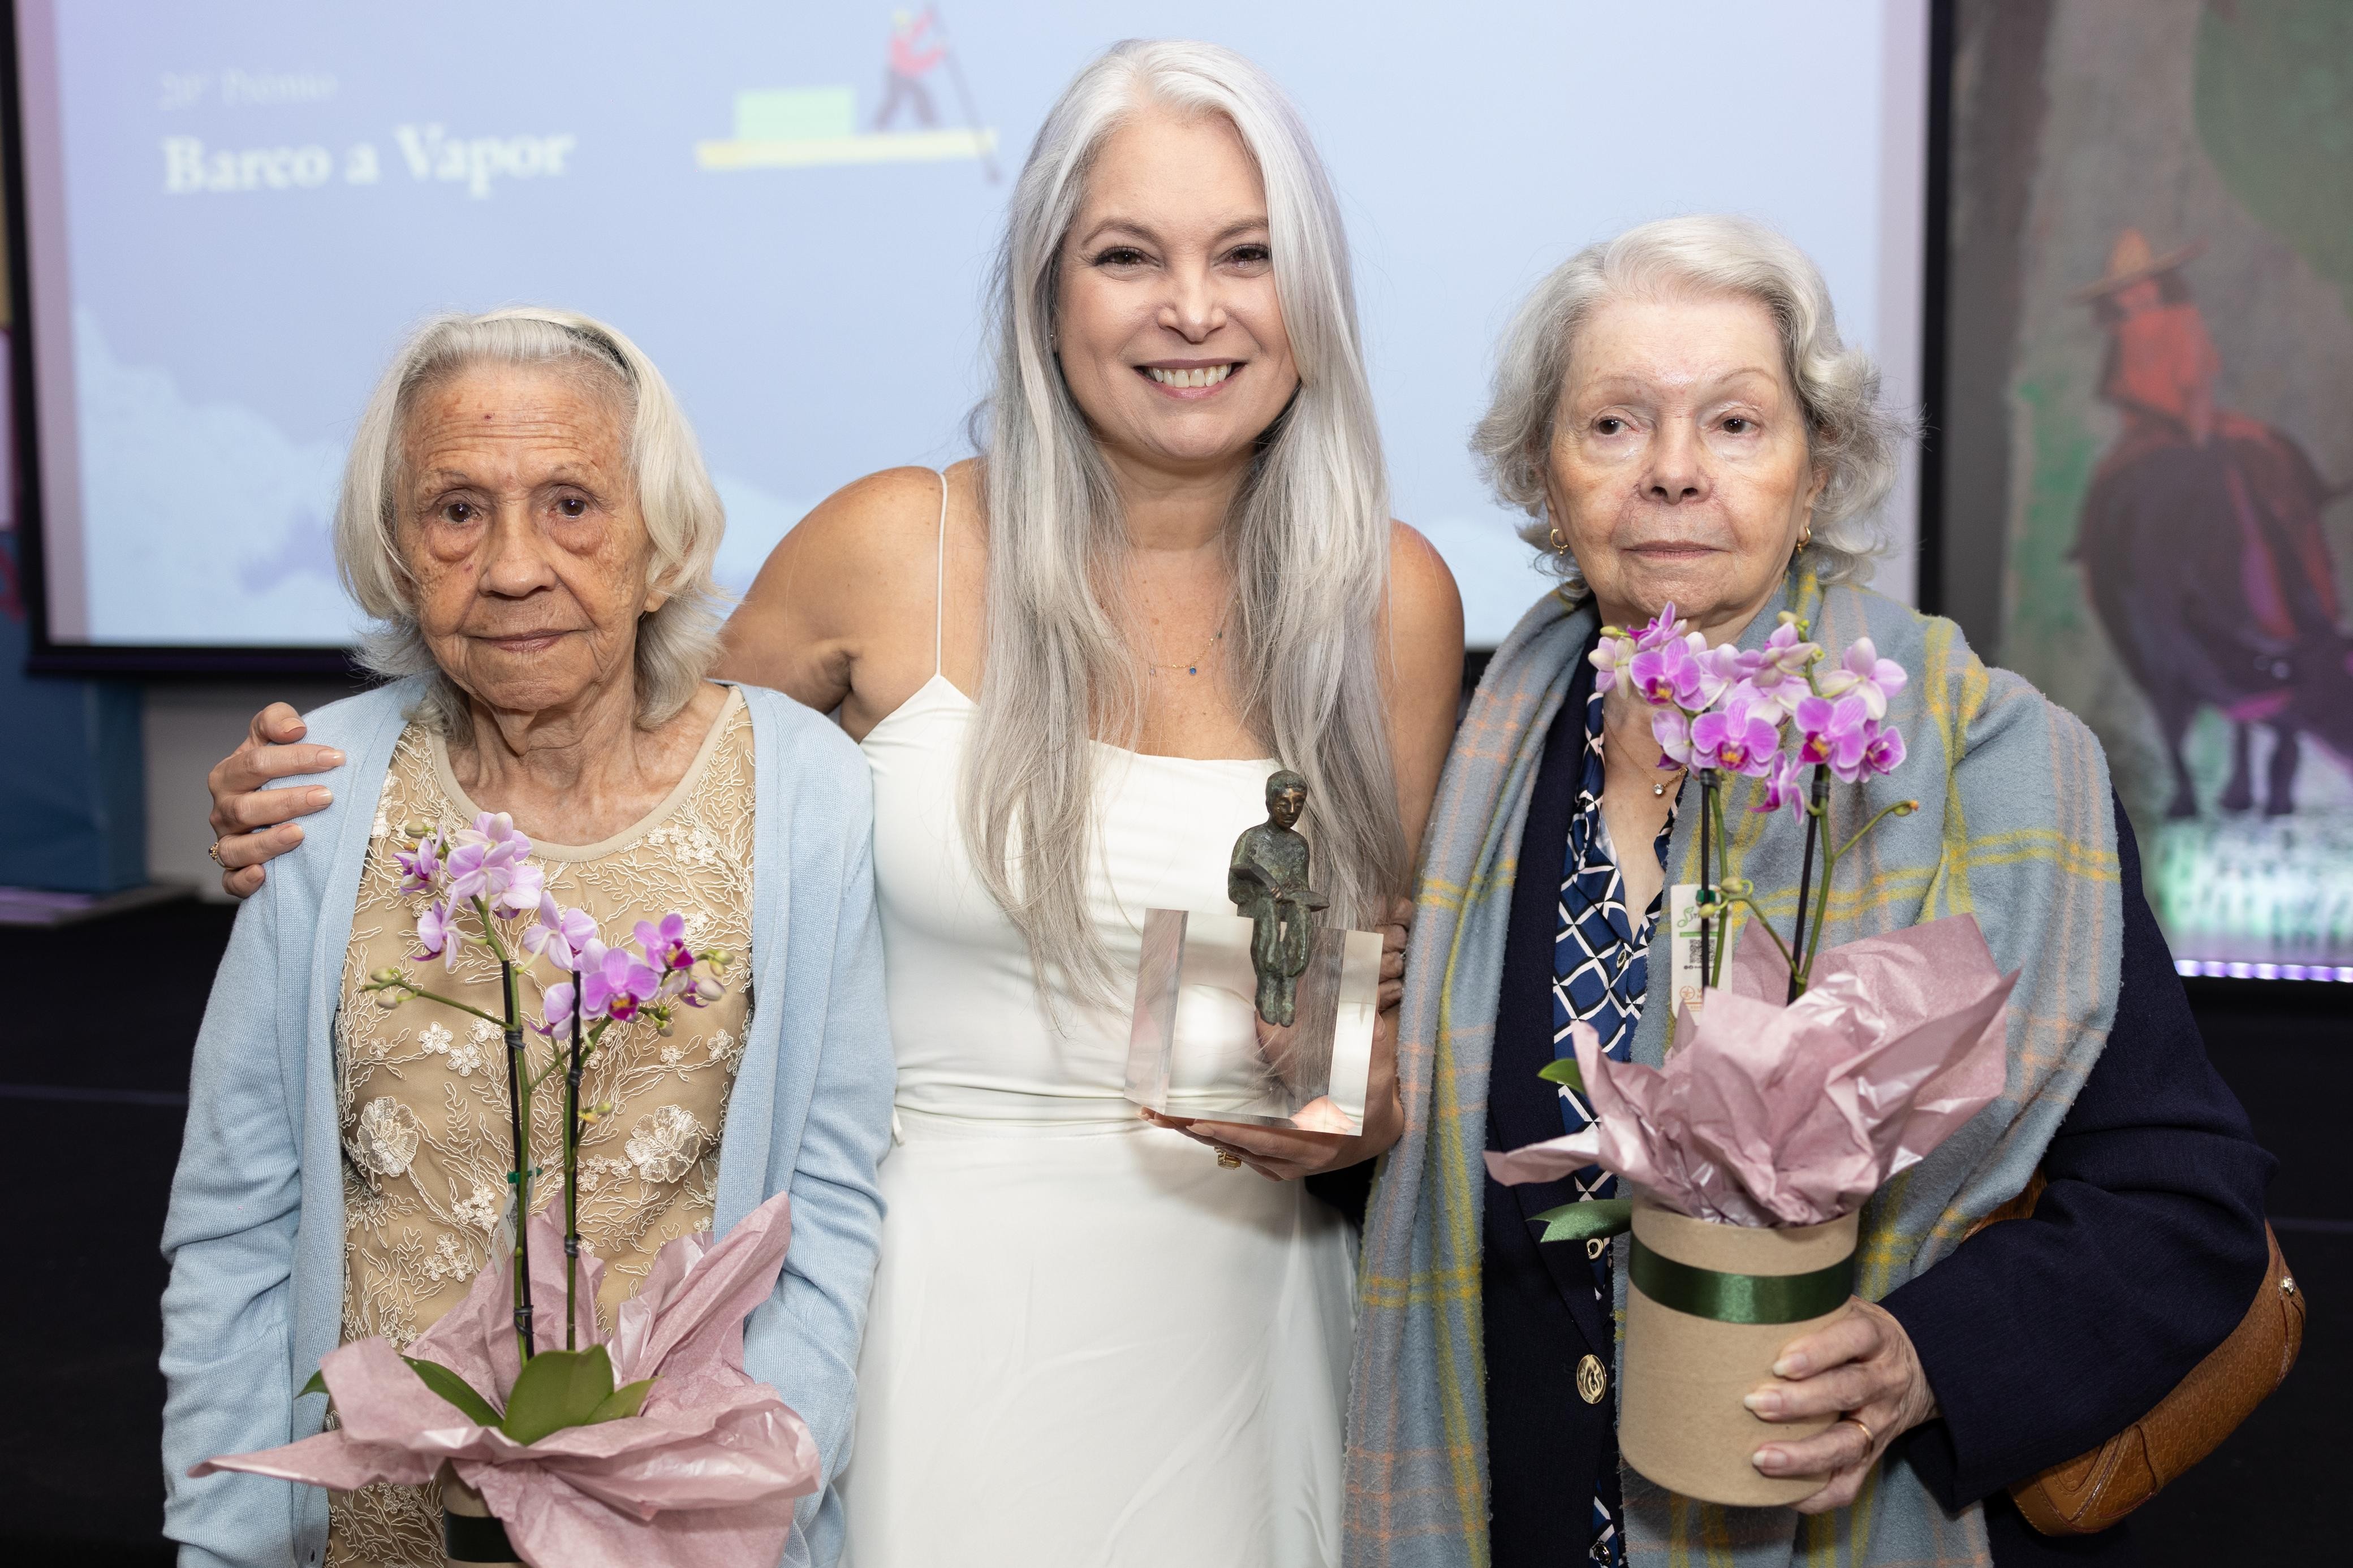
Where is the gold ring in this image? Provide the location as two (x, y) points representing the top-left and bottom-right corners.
(1216, 1148), (1243, 1169)
(1842, 1415), (1874, 1450)
(207, 840), (226, 867)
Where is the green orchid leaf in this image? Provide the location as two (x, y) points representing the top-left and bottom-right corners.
(403, 1356), (503, 1427)
(1535, 1057), (1585, 1094)
(1532, 1197), (1634, 1246)
(500, 1346), (617, 1445)
(587, 1377), (657, 1425)
(297, 1369), (329, 1400)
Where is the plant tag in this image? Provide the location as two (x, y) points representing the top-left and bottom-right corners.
(1667, 883), (1706, 1034)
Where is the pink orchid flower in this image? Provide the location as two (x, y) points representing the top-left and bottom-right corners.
(413, 899), (459, 968)
(635, 913), (695, 974)
(520, 894), (598, 971)
(1817, 637), (1908, 721)
(1745, 621), (1822, 718)
(446, 813), (534, 907)
(585, 945), (664, 1023)
(1689, 686), (1785, 778)
(1836, 720), (1908, 785)
(393, 832), (444, 897)
(1630, 602), (1686, 653)
(494, 861), (545, 919)
(1794, 694), (1871, 775)
(1651, 707), (1697, 770)
(1755, 750), (1811, 823)
(1588, 633), (1639, 694)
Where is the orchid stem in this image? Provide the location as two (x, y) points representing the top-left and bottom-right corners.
(1721, 891), (1802, 975)
(474, 896), (514, 965)
(1833, 798), (1920, 863)
(377, 987), (505, 1028)
(1706, 784), (1733, 988)
(564, 967), (583, 1353)
(500, 957), (535, 1366)
(1697, 773), (1714, 994)
(1785, 765), (1829, 1001)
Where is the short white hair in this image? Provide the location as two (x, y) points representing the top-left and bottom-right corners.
(334, 306), (726, 734)
(1472, 214), (1910, 593)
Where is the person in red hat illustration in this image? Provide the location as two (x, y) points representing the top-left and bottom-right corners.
(2071, 228), (2352, 818)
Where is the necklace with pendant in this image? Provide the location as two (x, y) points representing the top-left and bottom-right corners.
(1148, 625), (1226, 678)
(1606, 730), (1686, 797)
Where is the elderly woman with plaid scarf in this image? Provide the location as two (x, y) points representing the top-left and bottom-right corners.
(1344, 217), (2274, 1568)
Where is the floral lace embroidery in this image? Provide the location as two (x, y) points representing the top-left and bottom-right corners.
(327, 693), (753, 1566)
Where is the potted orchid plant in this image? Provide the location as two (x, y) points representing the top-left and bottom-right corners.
(1591, 603), (1919, 1002)
(1494, 607), (2019, 1506)
(196, 815), (824, 1567)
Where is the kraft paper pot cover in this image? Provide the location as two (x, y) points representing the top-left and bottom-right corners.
(1618, 1200), (1861, 1508)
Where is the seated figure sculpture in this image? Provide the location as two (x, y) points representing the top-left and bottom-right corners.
(1228, 769), (1330, 1027)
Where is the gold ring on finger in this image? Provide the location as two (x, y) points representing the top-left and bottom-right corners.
(1842, 1415), (1874, 1450)
(207, 840), (227, 867)
(1216, 1148), (1243, 1169)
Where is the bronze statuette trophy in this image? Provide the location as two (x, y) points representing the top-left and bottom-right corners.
(1126, 770), (1381, 1134)
(1227, 770), (1329, 1027)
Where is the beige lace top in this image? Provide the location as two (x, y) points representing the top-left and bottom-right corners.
(329, 687), (753, 1565)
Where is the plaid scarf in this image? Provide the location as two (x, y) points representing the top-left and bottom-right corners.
(1344, 571), (2123, 1568)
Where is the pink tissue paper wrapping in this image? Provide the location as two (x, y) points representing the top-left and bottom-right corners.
(192, 1189), (820, 1567)
(1484, 913), (2017, 1226)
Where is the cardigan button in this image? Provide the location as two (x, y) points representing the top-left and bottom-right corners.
(1578, 1354), (1608, 1405)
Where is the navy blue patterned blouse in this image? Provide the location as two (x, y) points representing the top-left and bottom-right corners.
(1552, 684), (1678, 1567)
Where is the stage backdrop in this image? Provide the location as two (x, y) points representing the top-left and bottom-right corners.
(1949, 0), (2353, 978)
(11, 0), (1929, 660)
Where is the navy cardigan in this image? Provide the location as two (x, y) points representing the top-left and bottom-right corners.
(1481, 649), (2274, 1566)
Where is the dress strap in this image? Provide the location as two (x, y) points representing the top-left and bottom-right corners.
(933, 467), (948, 679)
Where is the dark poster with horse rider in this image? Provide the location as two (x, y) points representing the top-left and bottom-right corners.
(1956, 0), (2353, 977)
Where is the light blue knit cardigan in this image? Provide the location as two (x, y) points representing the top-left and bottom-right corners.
(158, 679), (897, 1568)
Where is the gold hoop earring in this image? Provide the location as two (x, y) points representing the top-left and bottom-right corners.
(1547, 522), (1568, 555)
(1798, 526), (1814, 549)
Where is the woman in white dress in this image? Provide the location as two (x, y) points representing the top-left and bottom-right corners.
(202, 40), (1462, 1566)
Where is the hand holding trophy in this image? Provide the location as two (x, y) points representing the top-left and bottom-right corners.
(1127, 768), (1384, 1161)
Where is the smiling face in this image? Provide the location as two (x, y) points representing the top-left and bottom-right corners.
(1053, 104), (1300, 481)
(1544, 290), (1826, 641)
(396, 361), (659, 718)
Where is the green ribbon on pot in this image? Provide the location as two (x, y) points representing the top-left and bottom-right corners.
(1629, 1236), (1856, 1325)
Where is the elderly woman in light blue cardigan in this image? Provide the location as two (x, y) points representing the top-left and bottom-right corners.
(160, 307), (894, 1568)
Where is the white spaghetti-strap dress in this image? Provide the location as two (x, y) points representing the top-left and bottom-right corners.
(836, 477), (1355, 1566)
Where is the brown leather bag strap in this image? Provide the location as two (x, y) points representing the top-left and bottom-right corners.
(1962, 1175), (2305, 1535)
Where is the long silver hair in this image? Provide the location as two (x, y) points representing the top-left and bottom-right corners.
(335, 306), (727, 736)
(966, 39), (1406, 1004)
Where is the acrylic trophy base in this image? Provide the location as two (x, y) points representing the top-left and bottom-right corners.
(1125, 909), (1380, 1135)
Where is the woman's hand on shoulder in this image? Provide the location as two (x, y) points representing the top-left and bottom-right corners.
(1383, 522), (1464, 857)
(207, 703), (344, 898)
(718, 464), (966, 739)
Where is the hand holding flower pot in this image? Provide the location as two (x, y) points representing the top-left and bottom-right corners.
(1492, 617), (2020, 1507)
(195, 813), (790, 1564)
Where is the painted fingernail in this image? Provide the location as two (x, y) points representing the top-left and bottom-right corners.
(1743, 1390), (1782, 1416)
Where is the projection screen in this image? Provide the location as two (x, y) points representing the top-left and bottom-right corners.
(8, 0), (1929, 669)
